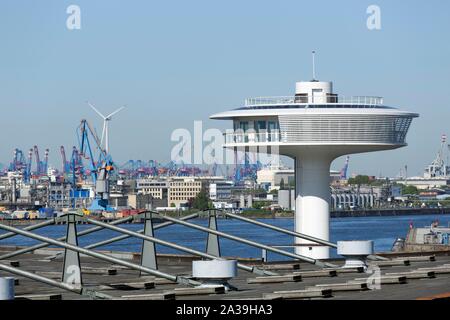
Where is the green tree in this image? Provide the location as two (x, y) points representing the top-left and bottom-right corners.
(191, 190), (210, 210)
(252, 201), (271, 210)
(401, 185), (419, 195)
(347, 175), (370, 186)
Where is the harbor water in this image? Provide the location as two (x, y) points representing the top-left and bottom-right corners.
(1, 214), (450, 260)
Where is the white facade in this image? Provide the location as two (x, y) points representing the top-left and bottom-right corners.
(211, 79), (418, 260)
(136, 179), (169, 199)
(257, 167), (294, 191)
(209, 181), (233, 201)
(396, 178), (450, 190)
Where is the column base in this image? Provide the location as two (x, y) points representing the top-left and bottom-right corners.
(296, 245), (330, 260)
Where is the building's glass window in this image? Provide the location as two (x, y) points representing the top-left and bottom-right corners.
(268, 121), (279, 141)
(239, 121), (249, 132)
(255, 120), (267, 133)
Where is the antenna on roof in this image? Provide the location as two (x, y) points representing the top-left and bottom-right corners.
(312, 50), (317, 81)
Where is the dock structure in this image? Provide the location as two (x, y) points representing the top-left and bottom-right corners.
(1, 246), (450, 300)
(0, 211), (449, 300)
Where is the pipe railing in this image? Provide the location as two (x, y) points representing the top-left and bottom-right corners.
(216, 209), (387, 261)
(0, 218), (56, 241)
(0, 215), (135, 261)
(245, 95), (384, 107)
(83, 217), (264, 274)
(149, 211), (336, 268)
(0, 222), (198, 286)
(46, 213), (200, 261)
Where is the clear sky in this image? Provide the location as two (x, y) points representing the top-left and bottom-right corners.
(0, 0), (449, 177)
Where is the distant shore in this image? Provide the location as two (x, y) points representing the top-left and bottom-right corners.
(237, 207), (450, 219)
(1, 207), (449, 227)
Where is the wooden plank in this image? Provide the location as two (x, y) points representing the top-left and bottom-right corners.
(265, 289), (332, 300)
(392, 255), (435, 262)
(308, 282), (368, 292)
(15, 294), (62, 300)
(247, 274), (302, 284)
(99, 282), (155, 291)
(261, 264), (301, 271)
(329, 267), (365, 274)
(385, 271), (436, 279)
(294, 270), (337, 278)
(415, 267), (450, 275)
(165, 286), (226, 296)
(351, 276), (407, 285)
(123, 276), (176, 285)
(368, 260), (410, 267)
(81, 267), (117, 275)
(3, 260), (20, 267)
(120, 293), (175, 300)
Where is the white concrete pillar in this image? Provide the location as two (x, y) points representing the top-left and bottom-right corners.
(0, 277), (14, 300)
(294, 154), (332, 259)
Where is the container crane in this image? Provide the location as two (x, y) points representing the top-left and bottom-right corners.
(24, 149), (33, 183)
(33, 145), (41, 175)
(77, 119), (115, 211)
(340, 156), (350, 179)
(43, 148), (49, 174)
(60, 146), (69, 174)
(9, 148), (26, 172)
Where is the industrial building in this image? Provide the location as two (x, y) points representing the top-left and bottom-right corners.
(209, 181), (233, 201)
(136, 179), (169, 199)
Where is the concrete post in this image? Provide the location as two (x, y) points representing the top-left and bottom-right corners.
(206, 210), (221, 257)
(140, 211), (158, 275)
(62, 214), (82, 285)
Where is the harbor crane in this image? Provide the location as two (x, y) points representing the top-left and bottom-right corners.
(424, 134), (449, 178)
(77, 119), (115, 211)
(339, 156), (350, 179)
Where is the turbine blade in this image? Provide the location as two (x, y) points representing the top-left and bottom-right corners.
(87, 101), (106, 119)
(106, 106), (126, 119)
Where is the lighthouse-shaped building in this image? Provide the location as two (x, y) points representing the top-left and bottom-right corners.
(211, 78), (418, 259)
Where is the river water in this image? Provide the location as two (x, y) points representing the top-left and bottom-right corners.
(1, 214), (449, 260)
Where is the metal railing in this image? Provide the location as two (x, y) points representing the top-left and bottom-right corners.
(245, 95), (384, 107)
(0, 213), (206, 299)
(0, 210), (287, 299)
(224, 131), (284, 144)
(150, 211), (337, 268)
(0, 209), (389, 299)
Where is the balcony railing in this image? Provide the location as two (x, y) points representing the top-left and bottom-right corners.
(225, 131), (284, 144)
(244, 95), (384, 107)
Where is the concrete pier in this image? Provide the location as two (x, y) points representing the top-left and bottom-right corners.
(0, 246), (449, 300)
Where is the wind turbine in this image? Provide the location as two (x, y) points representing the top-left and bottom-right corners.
(87, 101), (125, 154)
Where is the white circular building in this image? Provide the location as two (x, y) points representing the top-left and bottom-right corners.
(210, 79), (418, 260)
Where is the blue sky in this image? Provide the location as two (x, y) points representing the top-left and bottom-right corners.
(0, 0), (449, 177)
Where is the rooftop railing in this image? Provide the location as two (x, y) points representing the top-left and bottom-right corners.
(244, 95), (384, 107)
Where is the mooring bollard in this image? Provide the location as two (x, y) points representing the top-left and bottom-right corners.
(0, 277), (15, 300)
